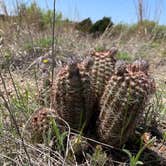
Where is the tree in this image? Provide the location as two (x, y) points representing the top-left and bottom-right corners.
(89, 17), (113, 34)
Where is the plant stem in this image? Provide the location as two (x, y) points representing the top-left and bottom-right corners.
(51, 0), (56, 85)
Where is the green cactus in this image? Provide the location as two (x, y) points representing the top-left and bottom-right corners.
(97, 60), (155, 147)
(90, 48), (117, 99)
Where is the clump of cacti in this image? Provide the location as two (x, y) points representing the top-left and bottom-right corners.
(26, 48), (156, 148)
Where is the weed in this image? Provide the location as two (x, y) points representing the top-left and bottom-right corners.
(50, 117), (67, 152)
(116, 52), (132, 61)
(90, 145), (108, 166)
(123, 137), (155, 166)
(143, 90), (165, 127)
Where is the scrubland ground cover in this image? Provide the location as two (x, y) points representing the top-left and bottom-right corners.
(0, 2), (166, 166)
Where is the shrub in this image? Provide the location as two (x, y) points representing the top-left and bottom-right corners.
(89, 17), (113, 34)
(137, 20), (157, 35)
(18, 2), (42, 28)
(111, 23), (128, 36)
(152, 25), (166, 41)
(76, 18), (92, 33)
(17, 2), (62, 30)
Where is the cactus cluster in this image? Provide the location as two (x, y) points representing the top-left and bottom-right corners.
(26, 48), (156, 147)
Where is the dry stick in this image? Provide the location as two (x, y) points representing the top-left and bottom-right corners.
(15, 0), (22, 38)
(0, 153), (20, 165)
(8, 68), (20, 100)
(6, 135), (64, 165)
(0, 65), (10, 105)
(51, 0), (56, 85)
(0, 73), (32, 166)
(70, 131), (123, 152)
(34, 67), (40, 96)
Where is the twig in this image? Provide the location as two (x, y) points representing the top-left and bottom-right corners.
(0, 72), (10, 104)
(0, 153), (20, 165)
(51, 0), (56, 84)
(70, 131), (124, 152)
(33, 67), (40, 95)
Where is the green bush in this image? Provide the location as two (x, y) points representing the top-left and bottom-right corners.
(152, 25), (166, 41)
(111, 23), (128, 36)
(111, 20), (159, 39)
(18, 2), (42, 27)
(89, 17), (113, 34)
(128, 24), (138, 34)
(139, 20), (157, 34)
(76, 18), (92, 33)
(17, 2), (62, 30)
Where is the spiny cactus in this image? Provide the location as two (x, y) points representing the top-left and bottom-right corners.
(78, 57), (96, 126)
(97, 60), (155, 147)
(31, 49), (156, 149)
(24, 107), (57, 143)
(90, 48), (117, 98)
(51, 59), (94, 131)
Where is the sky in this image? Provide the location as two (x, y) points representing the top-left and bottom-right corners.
(2, 0), (166, 25)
